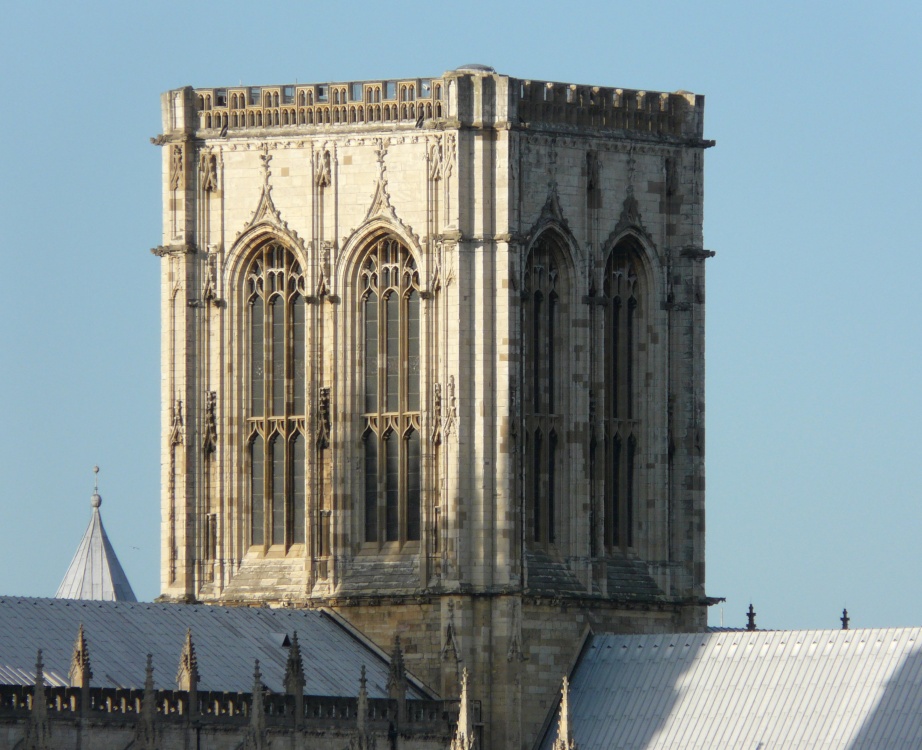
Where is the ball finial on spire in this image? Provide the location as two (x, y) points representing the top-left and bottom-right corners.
(91, 466), (102, 508)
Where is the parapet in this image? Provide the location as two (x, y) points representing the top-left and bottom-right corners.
(162, 70), (705, 142)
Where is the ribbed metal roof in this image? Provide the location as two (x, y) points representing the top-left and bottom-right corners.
(544, 628), (922, 750)
(54, 491), (137, 602)
(0, 597), (427, 699)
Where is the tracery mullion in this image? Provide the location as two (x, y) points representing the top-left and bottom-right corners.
(361, 237), (421, 545)
(604, 243), (641, 550)
(246, 243), (306, 550)
(524, 238), (566, 548)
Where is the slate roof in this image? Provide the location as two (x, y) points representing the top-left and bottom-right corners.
(0, 597), (429, 699)
(543, 628), (922, 750)
(55, 494), (136, 602)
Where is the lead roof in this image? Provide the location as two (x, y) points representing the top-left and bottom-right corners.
(0, 597), (427, 699)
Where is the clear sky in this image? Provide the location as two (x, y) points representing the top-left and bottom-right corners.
(1, 1), (920, 631)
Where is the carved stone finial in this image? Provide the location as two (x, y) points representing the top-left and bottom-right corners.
(449, 668), (474, 750)
(317, 387), (331, 449)
(746, 603), (757, 632)
(176, 628), (200, 692)
(244, 660), (266, 750)
(552, 676), (576, 750)
(387, 634), (408, 724)
(134, 654), (158, 750)
(203, 390), (217, 455)
(169, 145), (183, 191)
(316, 149), (332, 188)
(25, 650), (51, 750)
(349, 665), (375, 750)
(284, 631), (306, 696)
(69, 624), (92, 688)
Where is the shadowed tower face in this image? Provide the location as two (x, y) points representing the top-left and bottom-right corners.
(155, 68), (712, 748)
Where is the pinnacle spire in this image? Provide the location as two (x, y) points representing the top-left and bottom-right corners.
(135, 654), (158, 750)
(68, 624), (92, 688)
(284, 631), (306, 695)
(245, 659), (266, 749)
(450, 668), (474, 750)
(176, 628), (200, 691)
(552, 676), (576, 750)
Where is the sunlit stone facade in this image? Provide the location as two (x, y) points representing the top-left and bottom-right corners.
(155, 66), (714, 748)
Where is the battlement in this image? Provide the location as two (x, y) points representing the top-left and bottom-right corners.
(515, 79), (703, 138)
(0, 682), (460, 731)
(173, 70), (704, 140)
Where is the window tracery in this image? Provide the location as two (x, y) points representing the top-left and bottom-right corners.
(523, 235), (568, 546)
(245, 243), (307, 548)
(359, 236), (422, 545)
(603, 239), (644, 549)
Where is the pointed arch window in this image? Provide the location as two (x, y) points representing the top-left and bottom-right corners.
(246, 243), (307, 548)
(603, 239), (643, 549)
(523, 235), (568, 546)
(360, 236), (421, 544)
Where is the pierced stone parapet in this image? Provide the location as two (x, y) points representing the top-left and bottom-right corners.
(190, 78), (448, 133)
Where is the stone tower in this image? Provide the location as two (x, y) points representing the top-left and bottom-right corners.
(154, 66), (714, 748)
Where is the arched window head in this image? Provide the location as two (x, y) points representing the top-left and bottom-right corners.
(603, 238), (645, 549)
(360, 236), (421, 544)
(245, 243), (307, 548)
(523, 233), (569, 547)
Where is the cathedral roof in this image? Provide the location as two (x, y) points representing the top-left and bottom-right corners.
(543, 627), (922, 749)
(54, 471), (136, 602)
(0, 597), (430, 698)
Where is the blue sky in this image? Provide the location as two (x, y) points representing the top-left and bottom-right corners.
(1, 1), (920, 630)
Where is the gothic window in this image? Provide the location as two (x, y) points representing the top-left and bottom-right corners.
(523, 235), (568, 546)
(246, 243), (307, 547)
(360, 236), (421, 544)
(603, 239), (643, 549)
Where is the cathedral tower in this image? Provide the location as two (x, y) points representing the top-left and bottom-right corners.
(154, 66), (714, 748)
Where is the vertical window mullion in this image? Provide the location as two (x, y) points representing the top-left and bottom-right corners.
(271, 297), (285, 417)
(407, 430), (420, 541)
(251, 297), (264, 416)
(364, 432), (378, 542)
(251, 436), (264, 546)
(291, 433), (305, 544)
(292, 295), (305, 415)
(271, 435), (285, 545)
(385, 433), (399, 541)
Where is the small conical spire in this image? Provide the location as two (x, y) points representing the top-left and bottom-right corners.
(245, 660), (266, 750)
(285, 631), (305, 729)
(349, 665), (374, 750)
(26, 649), (51, 750)
(176, 629), (200, 692)
(55, 466), (137, 602)
(552, 676), (576, 750)
(33, 649), (47, 712)
(69, 624), (93, 688)
(387, 635), (408, 724)
(841, 608), (850, 630)
(450, 668), (474, 750)
(357, 665), (368, 734)
(284, 631), (306, 696)
(746, 603), (757, 631)
(135, 654), (158, 749)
